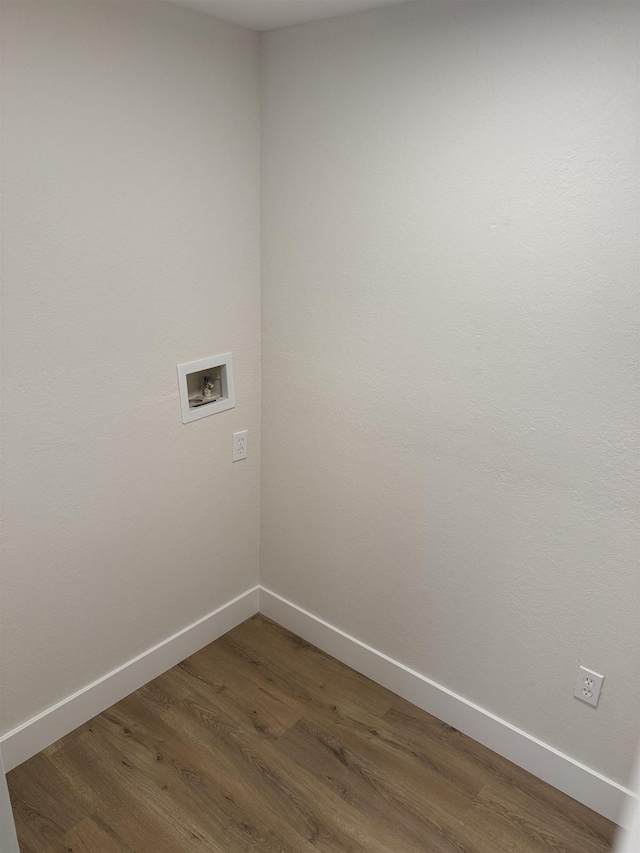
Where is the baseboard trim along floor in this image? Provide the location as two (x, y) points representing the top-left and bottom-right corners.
(1, 582), (636, 828)
(259, 586), (637, 829)
(0, 585), (260, 773)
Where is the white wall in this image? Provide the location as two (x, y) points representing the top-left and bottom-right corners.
(261, 0), (639, 786)
(616, 755), (640, 851)
(0, 1), (260, 735)
(0, 754), (19, 853)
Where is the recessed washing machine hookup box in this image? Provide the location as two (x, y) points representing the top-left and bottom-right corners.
(177, 353), (235, 423)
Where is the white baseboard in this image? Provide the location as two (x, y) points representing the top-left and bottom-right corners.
(259, 586), (638, 829)
(0, 586), (260, 773)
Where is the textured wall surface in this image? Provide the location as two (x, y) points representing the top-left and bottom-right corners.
(0, 753), (18, 852)
(261, 1), (639, 785)
(1, 1), (260, 734)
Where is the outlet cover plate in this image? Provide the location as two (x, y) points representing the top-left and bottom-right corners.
(574, 666), (604, 707)
(232, 430), (248, 462)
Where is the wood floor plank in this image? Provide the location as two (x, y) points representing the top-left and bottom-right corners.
(220, 615), (395, 719)
(203, 629), (393, 739)
(43, 815), (131, 853)
(138, 667), (399, 852)
(459, 781), (614, 853)
(285, 686), (482, 820)
(277, 716), (479, 853)
(48, 730), (226, 853)
(238, 616), (397, 716)
(200, 628), (484, 834)
(384, 696), (617, 849)
(179, 641), (301, 739)
(92, 806), (193, 853)
(7, 615), (617, 853)
(7, 753), (91, 853)
(43, 733), (122, 815)
(89, 696), (317, 853)
(208, 622), (486, 829)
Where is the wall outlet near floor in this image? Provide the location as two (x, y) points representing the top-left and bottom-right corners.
(232, 430), (248, 462)
(574, 666), (604, 707)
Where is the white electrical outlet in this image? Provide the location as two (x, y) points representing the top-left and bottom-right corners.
(574, 666), (604, 707)
(232, 430), (248, 462)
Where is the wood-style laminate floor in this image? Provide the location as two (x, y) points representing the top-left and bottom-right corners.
(7, 615), (618, 852)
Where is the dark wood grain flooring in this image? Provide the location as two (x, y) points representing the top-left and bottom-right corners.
(7, 614), (619, 852)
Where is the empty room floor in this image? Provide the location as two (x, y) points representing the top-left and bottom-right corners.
(7, 615), (617, 853)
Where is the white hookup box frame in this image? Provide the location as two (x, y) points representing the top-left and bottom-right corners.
(177, 352), (235, 424)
